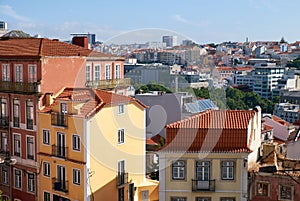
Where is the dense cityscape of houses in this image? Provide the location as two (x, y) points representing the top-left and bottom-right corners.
(0, 21), (299, 201)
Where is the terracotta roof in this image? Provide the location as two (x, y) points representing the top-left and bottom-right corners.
(40, 87), (146, 118)
(161, 109), (257, 153)
(0, 37), (120, 58)
(262, 124), (273, 132)
(146, 138), (158, 146)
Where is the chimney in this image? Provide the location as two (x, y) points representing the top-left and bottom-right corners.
(45, 93), (54, 106)
(72, 36), (89, 49)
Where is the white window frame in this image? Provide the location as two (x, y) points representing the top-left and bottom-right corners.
(196, 197), (211, 201)
(172, 160), (185, 180)
(0, 98), (7, 118)
(118, 104), (124, 114)
(43, 162), (50, 177)
(27, 172), (35, 193)
(118, 129), (125, 144)
(13, 133), (21, 157)
(28, 64), (37, 83)
(1, 132), (8, 152)
(43, 191), (51, 201)
(26, 135), (34, 160)
(2, 64), (10, 81)
(42, 129), (50, 145)
(26, 100), (34, 130)
(14, 64), (23, 82)
(94, 65), (100, 81)
(72, 168), (81, 185)
(13, 99), (20, 128)
(105, 64), (111, 80)
(221, 161), (234, 180)
(279, 184), (293, 200)
(256, 181), (270, 196)
(115, 64), (121, 79)
(72, 134), (80, 151)
(14, 168), (22, 189)
(2, 166), (8, 185)
(86, 65), (91, 81)
(170, 197), (187, 201)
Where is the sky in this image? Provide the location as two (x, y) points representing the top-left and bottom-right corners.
(1, 0), (300, 45)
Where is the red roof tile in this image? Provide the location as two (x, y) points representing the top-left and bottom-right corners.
(146, 138), (158, 146)
(161, 109), (257, 153)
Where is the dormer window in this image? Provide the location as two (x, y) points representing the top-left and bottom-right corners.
(60, 103), (68, 114)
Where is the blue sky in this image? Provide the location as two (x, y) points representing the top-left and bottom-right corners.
(1, 0), (299, 44)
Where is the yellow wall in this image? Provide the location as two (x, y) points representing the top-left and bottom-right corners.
(162, 152), (248, 201)
(38, 111), (86, 201)
(88, 102), (146, 201)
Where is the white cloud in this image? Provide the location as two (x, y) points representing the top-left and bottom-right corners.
(0, 5), (30, 21)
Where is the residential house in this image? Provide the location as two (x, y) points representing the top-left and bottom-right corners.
(0, 32), (125, 201)
(158, 107), (262, 201)
(38, 88), (158, 201)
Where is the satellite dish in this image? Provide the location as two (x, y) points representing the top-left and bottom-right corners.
(10, 158), (17, 165)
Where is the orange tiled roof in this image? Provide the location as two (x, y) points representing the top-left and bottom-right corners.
(0, 38), (119, 58)
(146, 138), (158, 146)
(162, 109), (257, 153)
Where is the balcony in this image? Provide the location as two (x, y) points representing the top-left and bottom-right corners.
(0, 116), (9, 128)
(51, 113), (67, 127)
(86, 78), (131, 89)
(52, 145), (68, 159)
(52, 178), (68, 193)
(13, 117), (20, 128)
(26, 118), (33, 130)
(117, 172), (128, 187)
(0, 81), (40, 94)
(192, 179), (215, 192)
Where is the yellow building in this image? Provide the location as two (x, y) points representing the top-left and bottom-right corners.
(38, 88), (158, 201)
(158, 107), (262, 201)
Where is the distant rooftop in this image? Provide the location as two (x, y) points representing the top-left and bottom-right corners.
(1, 30), (31, 38)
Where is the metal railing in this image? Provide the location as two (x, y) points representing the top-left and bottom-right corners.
(116, 172), (128, 187)
(52, 178), (68, 193)
(0, 81), (40, 94)
(86, 78), (131, 89)
(52, 145), (68, 159)
(26, 118), (33, 130)
(51, 113), (67, 127)
(0, 116), (9, 128)
(192, 179), (215, 192)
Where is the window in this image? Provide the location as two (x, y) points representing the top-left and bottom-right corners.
(14, 169), (22, 189)
(196, 161), (210, 181)
(13, 99), (20, 127)
(118, 104), (124, 114)
(26, 100), (34, 130)
(256, 182), (269, 196)
(60, 103), (68, 114)
(14, 64), (23, 82)
(115, 64), (121, 79)
(118, 187), (124, 201)
(27, 136), (34, 160)
(2, 64), (10, 81)
(0, 98), (7, 119)
(27, 173), (35, 192)
(1, 132), (8, 152)
(118, 129), (124, 144)
(72, 134), (80, 151)
(13, 134), (21, 157)
(196, 198), (211, 201)
(105, 64), (111, 80)
(72, 169), (81, 185)
(172, 160), (185, 180)
(44, 192), (50, 201)
(86, 65), (91, 81)
(94, 65), (100, 81)
(2, 166), (8, 185)
(43, 162), (50, 177)
(42, 129), (50, 145)
(220, 198), (235, 201)
(221, 161), (234, 180)
(279, 184), (293, 200)
(171, 197), (187, 201)
(28, 64), (37, 83)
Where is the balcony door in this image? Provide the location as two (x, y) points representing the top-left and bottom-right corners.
(118, 160), (125, 184)
(57, 165), (66, 189)
(57, 132), (66, 157)
(196, 161), (210, 189)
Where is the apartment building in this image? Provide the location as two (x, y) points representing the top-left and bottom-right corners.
(38, 88), (158, 201)
(0, 33), (125, 201)
(158, 107), (262, 201)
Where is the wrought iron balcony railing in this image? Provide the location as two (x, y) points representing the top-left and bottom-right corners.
(192, 179), (215, 192)
(116, 172), (128, 187)
(13, 117), (20, 128)
(86, 78), (131, 89)
(52, 145), (68, 159)
(0, 81), (40, 94)
(51, 113), (67, 127)
(26, 118), (33, 130)
(0, 116), (9, 128)
(52, 178), (68, 193)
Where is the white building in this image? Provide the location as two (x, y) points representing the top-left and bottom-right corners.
(273, 103), (300, 124)
(162, 35), (178, 48)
